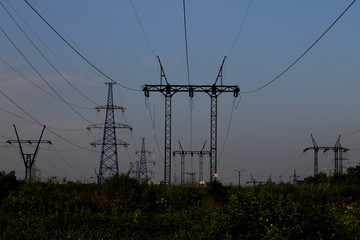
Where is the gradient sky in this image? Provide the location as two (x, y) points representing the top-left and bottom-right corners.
(0, 0), (359, 184)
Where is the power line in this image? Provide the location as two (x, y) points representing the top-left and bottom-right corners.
(0, 25), (94, 124)
(0, 90), (94, 152)
(0, 0), (98, 106)
(129, 0), (157, 58)
(0, 57), (93, 110)
(0, 97), (89, 132)
(39, 0), (81, 51)
(24, 0), (140, 92)
(0, 1), (97, 105)
(6, 0), (100, 85)
(227, 0), (253, 57)
(218, 96), (241, 162)
(182, 0), (191, 85)
(241, 0), (357, 94)
(145, 98), (163, 162)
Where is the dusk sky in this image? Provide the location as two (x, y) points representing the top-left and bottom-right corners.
(0, 0), (359, 184)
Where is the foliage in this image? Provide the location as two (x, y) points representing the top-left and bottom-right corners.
(1, 172), (360, 239)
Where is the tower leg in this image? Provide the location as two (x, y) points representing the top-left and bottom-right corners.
(334, 151), (339, 174)
(181, 154), (185, 184)
(25, 154), (32, 180)
(314, 150), (318, 177)
(199, 154), (203, 183)
(164, 95), (172, 184)
(210, 95), (217, 181)
(339, 148), (343, 175)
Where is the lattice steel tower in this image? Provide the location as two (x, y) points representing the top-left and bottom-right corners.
(88, 83), (132, 183)
(136, 138), (151, 182)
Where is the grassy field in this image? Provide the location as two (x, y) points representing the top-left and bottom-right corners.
(1, 171), (360, 239)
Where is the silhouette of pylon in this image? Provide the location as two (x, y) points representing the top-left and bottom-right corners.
(87, 83), (132, 183)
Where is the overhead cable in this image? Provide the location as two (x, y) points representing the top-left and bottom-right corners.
(0, 57), (93, 110)
(24, 0), (141, 92)
(129, 0), (157, 58)
(182, 0), (191, 85)
(1, 0), (98, 106)
(0, 90), (95, 152)
(227, 0), (253, 57)
(241, 0), (357, 94)
(0, 25), (94, 124)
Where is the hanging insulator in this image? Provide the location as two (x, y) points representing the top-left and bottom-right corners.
(188, 87), (194, 98)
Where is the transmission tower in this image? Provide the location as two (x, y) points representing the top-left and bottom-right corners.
(135, 138), (151, 182)
(87, 83), (132, 183)
(173, 141), (210, 184)
(6, 125), (51, 180)
(144, 56), (239, 184)
(323, 135), (349, 175)
(303, 134), (327, 177)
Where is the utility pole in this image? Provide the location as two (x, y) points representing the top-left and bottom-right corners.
(7, 125), (51, 180)
(87, 83), (132, 183)
(235, 169), (246, 186)
(143, 56), (239, 184)
(303, 134), (327, 177)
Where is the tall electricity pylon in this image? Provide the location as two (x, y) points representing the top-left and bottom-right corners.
(303, 134), (327, 177)
(143, 56), (239, 184)
(323, 135), (349, 175)
(6, 125), (51, 180)
(136, 138), (151, 182)
(87, 83), (132, 183)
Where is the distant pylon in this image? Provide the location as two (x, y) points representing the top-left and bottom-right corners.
(6, 125), (51, 180)
(87, 83), (132, 183)
(303, 134), (326, 177)
(324, 135), (349, 175)
(136, 138), (151, 182)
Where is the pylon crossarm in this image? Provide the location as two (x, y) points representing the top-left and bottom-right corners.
(90, 139), (129, 146)
(87, 123), (133, 131)
(143, 84), (239, 98)
(95, 105), (126, 111)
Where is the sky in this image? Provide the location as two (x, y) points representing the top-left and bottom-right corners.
(0, 0), (359, 184)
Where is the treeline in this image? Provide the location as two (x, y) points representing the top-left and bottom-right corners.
(1, 170), (360, 239)
(305, 164), (360, 186)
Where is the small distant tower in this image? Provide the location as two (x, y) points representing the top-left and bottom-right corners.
(6, 125), (51, 181)
(136, 138), (151, 182)
(87, 83), (132, 183)
(293, 169), (297, 185)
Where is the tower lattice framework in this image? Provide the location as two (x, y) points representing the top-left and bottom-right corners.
(88, 83), (132, 183)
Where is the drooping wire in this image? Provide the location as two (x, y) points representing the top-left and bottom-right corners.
(145, 97), (163, 162)
(0, 57), (93, 110)
(0, 105), (88, 132)
(241, 0), (357, 94)
(182, 0), (191, 85)
(129, 0), (157, 58)
(24, 0), (140, 92)
(218, 96), (241, 162)
(0, 25), (94, 125)
(279, 152), (306, 178)
(0, 0), (98, 106)
(227, 0), (253, 57)
(5, 0), (99, 84)
(39, 0), (81, 51)
(0, 133), (10, 139)
(52, 148), (84, 177)
(38, 151), (72, 179)
(0, 90), (95, 152)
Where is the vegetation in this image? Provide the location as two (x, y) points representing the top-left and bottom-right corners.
(1, 168), (360, 239)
